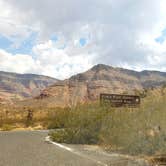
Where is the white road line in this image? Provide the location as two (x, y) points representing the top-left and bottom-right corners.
(45, 136), (108, 166)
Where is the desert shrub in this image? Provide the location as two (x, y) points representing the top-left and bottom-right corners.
(99, 88), (166, 155)
(50, 88), (166, 155)
(49, 129), (70, 143)
(1, 124), (15, 131)
(49, 103), (108, 144)
(1, 87), (166, 156)
(125, 132), (166, 155)
(47, 109), (70, 129)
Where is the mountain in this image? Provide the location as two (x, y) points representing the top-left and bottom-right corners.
(0, 71), (58, 103)
(37, 64), (166, 107)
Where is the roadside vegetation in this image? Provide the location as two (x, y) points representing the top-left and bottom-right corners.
(0, 105), (65, 130)
(49, 86), (166, 156)
(0, 86), (166, 156)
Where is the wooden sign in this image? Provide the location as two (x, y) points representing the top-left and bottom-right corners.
(100, 93), (140, 107)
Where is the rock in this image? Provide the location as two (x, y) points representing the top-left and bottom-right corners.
(37, 64), (166, 107)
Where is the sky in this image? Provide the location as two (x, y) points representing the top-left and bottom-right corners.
(0, 0), (166, 79)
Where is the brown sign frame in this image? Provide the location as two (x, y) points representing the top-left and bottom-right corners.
(100, 93), (140, 107)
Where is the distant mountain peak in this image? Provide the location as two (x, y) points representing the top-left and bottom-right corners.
(38, 64), (166, 107)
(91, 64), (113, 71)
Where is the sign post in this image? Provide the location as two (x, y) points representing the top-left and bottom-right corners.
(100, 93), (140, 107)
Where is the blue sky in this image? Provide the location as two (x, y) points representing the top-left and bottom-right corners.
(0, 33), (36, 55)
(0, 32), (87, 54)
(155, 29), (166, 44)
(0, 0), (166, 79)
(79, 38), (87, 46)
(0, 35), (12, 50)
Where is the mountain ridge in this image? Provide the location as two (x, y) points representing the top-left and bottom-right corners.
(0, 71), (58, 103)
(38, 64), (166, 107)
(1, 64), (166, 106)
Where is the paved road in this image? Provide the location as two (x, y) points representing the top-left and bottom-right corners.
(0, 131), (149, 166)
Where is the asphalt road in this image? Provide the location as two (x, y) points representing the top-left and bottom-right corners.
(0, 131), (149, 166)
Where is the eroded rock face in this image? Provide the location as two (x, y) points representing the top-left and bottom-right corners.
(0, 71), (58, 103)
(39, 64), (166, 107)
(39, 81), (88, 107)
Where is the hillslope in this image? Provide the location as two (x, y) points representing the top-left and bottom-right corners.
(37, 64), (166, 107)
(0, 71), (58, 103)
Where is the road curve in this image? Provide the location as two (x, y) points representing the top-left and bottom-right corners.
(0, 131), (149, 166)
(0, 131), (103, 166)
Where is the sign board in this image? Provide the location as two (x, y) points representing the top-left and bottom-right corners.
(100, 93), (140, 107)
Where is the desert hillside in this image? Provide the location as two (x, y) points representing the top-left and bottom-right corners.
(0, 71), (58, 103)
(37, 64), (166, 107)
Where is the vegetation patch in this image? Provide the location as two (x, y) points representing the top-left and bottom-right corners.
(1, 124), (15, 131)
(49, 87), (166, 156)
(0, 87), (166, 156)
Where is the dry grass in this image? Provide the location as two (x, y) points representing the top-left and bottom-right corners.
(0, 105), (65, 130)
(49, 87), (166, 156)
(0, 87), (166, 156)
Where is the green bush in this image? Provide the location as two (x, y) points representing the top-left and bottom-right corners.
(47, 110), (70, 129)
(1, 124), (15, 131)
(99, 89), (166, 155)
(49, 103), (106, 144)
(49, 88), (166, 155)
(49, 130), (70, 143)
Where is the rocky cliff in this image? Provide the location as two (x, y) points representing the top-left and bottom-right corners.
(38, 64), (166, 107)
(0, 71), (58, 103)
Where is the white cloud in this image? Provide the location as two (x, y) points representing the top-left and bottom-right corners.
(0, 49), (37, 73)
(0, 0), (38, 48)
(0, 40), (93, 79)
(0, 0), (166, 78)
(33, 40), (93, 79)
